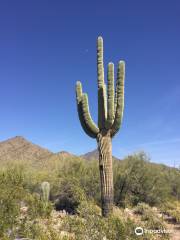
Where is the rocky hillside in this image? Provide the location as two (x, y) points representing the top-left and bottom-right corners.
(0, 137), (119, 165)
(0, 136), (79, 168)
(0, 136), (54, 162)
(56, 151), (76, 159)
(81, 149), (99, 160)
(81, 149), (119, 161)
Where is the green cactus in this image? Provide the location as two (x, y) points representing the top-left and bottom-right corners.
(76, 36), (125, 217)
(41, 181), (50, 203)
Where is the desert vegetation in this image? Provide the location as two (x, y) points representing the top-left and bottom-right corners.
(0, 150), (180, 239)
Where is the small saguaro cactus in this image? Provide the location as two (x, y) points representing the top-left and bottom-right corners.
(41, 181), (50, 203)
(76, 36), (125, 217)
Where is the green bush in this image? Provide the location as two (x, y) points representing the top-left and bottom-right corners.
(161, 201), (180, 223)
(114, 152), (172, 207)
(63, 201), (138, 240)
(57, 158), (101, 203)
(0, 166), (27, 238)
(134, 202), (151, 215)
(0, 166), (53, 238)
(25, 192), (53, 219)
(134, 203), (169, 239)
(54, 178), (86, 214)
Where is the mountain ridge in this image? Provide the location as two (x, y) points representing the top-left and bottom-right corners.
(0, 136), (81, 166)
(0, 136), (54, 163)
(0, 136), (120, 162)
(81, 149), (120, 161)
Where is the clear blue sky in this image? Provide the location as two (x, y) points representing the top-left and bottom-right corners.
(0, 0), (180, 167)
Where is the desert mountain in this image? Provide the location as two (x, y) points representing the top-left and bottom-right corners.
(81, 149), (119, 161)
(81, 149), (99, 160)
(0, 136), (54, 163)
(0, 137), (120, 163)
(0, 136), (78, 168)
(56, 151), (76, 159)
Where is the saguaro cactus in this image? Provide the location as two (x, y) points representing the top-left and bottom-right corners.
(41, 181), (50, 203)
(76, 36), (125, 217)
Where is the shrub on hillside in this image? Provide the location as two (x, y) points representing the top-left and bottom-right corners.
(114, 152), (171, 207)
(161, 201), (180, 223)
(57, 158), (101, 203)
(54, 178), (86, 214)
(25, 192), (53, 219)
(0, 166), (27, 238)
(0, 166), (53, 238)
(134, 202), (151, 215)
(134, 203), (169, 239)
(63, 201), (138, 240)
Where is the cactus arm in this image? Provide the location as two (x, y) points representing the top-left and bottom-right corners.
(81, 93), (99, 137)
(106, 63), (115, 128)
(97, 37), (107, 129)
(111, 61), (125, 137)
(97, 36), (104, 88)
(98, 84), (107, 129)
(114, 75), (118, 114)
(76, 82), (93, 137)
(76, 81), (83, 104)
(76, 82), (99, 138)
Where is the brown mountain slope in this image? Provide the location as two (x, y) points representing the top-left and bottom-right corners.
(81, 149), (99, 160)
(56, 151), (76, 159)
(81, 149), (119, 161)
(0, 136), (54, 163)
(0, 136), (119, 168)
(0, 136), (79, 169)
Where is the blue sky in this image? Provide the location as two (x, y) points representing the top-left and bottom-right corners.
(0, 0), (180, 167)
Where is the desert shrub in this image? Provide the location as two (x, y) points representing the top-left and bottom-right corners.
(17, 219), (71, 240)
(63, 201), (138, 240)
(78, 160), (100, 203)
(134, 202), (151, 215)
(25, 192), (53, 219)
(77, 200), (101, 217)
(168, 209), (180, 223)
(17, 219), (44, 240)
(161, 201), (176, 211)
(134, 203), (169, 239)
(164, 168), (180, 201)
(161, 201), (180, 223)
(57, 158), (101, 203)
(54, 178), (86, 214)
(114, 152), (172, 207)
(0, 166), (28, 238)
(0, 166), (53, 238)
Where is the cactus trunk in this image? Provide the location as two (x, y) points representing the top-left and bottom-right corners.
(97, 131), (113, 217)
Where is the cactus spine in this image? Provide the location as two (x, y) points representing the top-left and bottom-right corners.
(76, 37), (125, 217)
